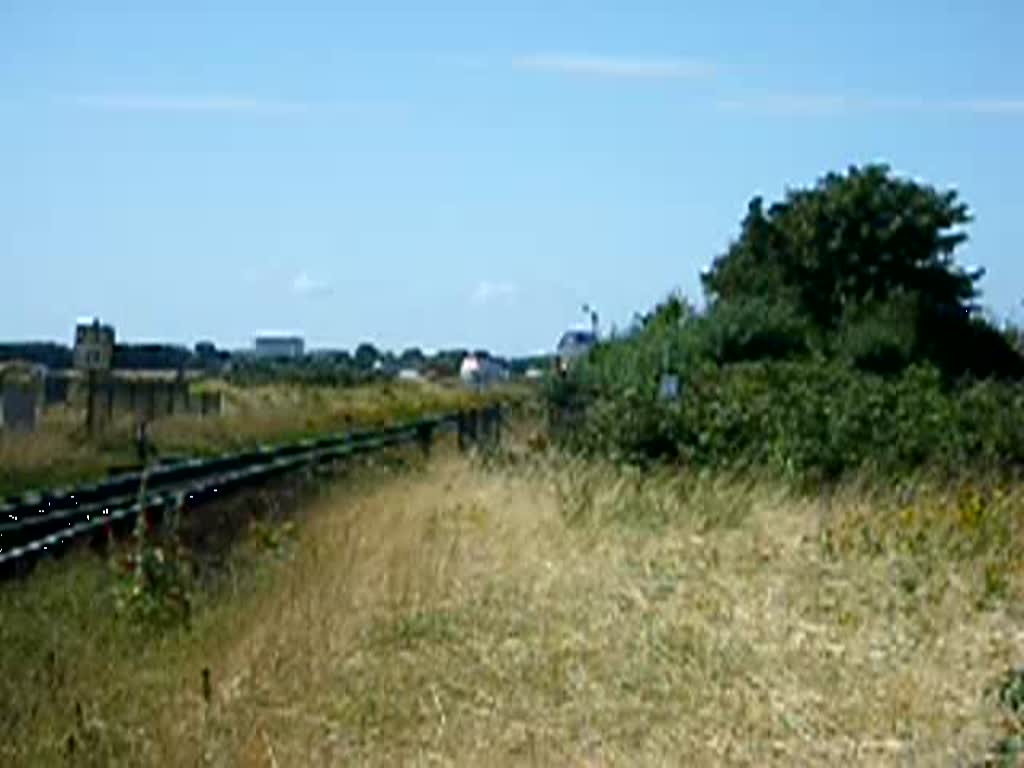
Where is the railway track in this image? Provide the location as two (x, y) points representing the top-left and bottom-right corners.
(0, 406), (501, 580)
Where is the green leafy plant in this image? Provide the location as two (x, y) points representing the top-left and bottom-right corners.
(112, 492), (194, 630)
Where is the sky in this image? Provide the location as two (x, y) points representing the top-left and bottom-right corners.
(2, 1), (1023, 356)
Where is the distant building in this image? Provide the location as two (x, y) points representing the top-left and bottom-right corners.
(459, 353), (508, 389)
(556, 329), (597, 371)
(397, 368), (423, 382)
(73, 318), (115, 371)
(253, 335), (305, 360)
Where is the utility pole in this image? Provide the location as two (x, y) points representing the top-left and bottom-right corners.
(86, 370), (96, 436)
(582, 303), (599, 336)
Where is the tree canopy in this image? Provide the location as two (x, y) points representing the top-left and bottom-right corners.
(354, 343), (379, 370)
(702, 164), (979, 329)
(699, 164), (1021, 378)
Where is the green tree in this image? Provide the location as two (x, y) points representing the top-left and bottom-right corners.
(701, 164), (1022, 378)
(354, 342), (379, 370)
(399, 347), (425, 368)
(702, 164), (978, 331)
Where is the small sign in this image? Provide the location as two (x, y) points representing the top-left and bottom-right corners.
(658, 373), (680, 402)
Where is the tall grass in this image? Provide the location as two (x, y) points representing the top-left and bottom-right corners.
(3, 450), (1020, 765)
(0, 380), (515, 496)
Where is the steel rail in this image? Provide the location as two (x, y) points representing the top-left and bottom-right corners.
(0, 407), (494, 581)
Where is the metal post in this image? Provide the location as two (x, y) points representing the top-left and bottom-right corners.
(457, 412), (468, 452)
(416, 422), (434, 458)
(135, 420), (151, 464)
(86, 370), (96, 436)
(106, 379), (114, 423)
(483, 407), (494, 446)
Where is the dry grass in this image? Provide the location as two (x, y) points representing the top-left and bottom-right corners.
(2, 451), (1022, 766)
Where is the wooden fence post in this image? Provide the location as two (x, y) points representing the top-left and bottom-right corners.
(416, 422), (434, 458)
(481, 407), (494, 446)
(86, 371), (96, 436)
(457, 412), (468, 452)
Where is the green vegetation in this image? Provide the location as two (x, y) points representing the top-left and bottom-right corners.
(551, 164), (1024, 481)
(5, 163), (1021, 765)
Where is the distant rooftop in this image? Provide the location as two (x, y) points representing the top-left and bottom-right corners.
(558, 329), (597, 347)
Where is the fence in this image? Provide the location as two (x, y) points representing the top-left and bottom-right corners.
(0, 404), (503, 580)
(0, 386), (39, 433)
(85, 378), (223, 432)
(0, 372), (224, 435)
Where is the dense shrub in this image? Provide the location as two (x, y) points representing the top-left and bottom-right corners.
(696, 298), (816, 364)
(550, 164), (1024, 481)
(554, 347), (1024, 483)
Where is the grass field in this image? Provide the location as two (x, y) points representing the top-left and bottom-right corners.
(3, 438), (1021, 766)
(0, 379), (512, 497)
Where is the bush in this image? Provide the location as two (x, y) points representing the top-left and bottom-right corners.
(835, 293), (920, 375)
(555, 334), (1024, 483)
(696, 298), (815, 364)
(551, 163), (1024, 481)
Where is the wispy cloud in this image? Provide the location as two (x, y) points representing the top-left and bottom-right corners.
(717, 93), (1024, 116)
(954, 99), (1024, 114)
(291, 271), (332, 297)
(472, 280), (518, 305)
(716, 94), (858, 116)
(514, 54), (714, 80)
(71, 94), (313, 114)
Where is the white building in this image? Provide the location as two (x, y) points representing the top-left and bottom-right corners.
(252, 335), (305, 360)
(459, 354), (508, 389)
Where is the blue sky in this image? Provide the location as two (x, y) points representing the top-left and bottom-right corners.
(2, 1), (1022, 355)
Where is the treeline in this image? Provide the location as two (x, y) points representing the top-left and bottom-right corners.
(227, 346), (552, 388)
(0, 342), (207, 371)
(0, 343), (72, 369)
(226, 346), (462, 387)
(550, 164), (1024, 482)
(0, 337), (552, 386)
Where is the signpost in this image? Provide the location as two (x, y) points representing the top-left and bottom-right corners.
(73, 319), (114, 436)
(657, 342), (680, 403)
(658, 373), (680, 402)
